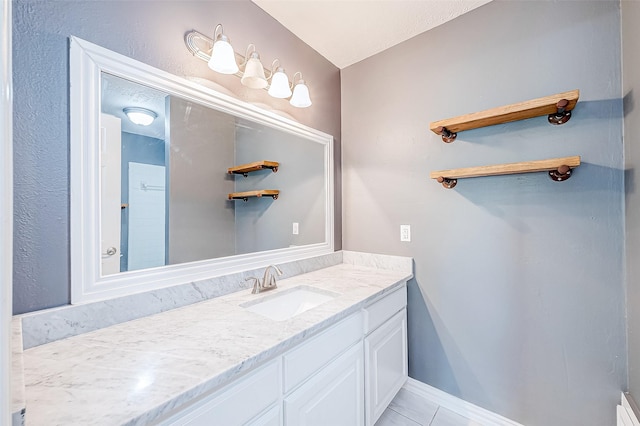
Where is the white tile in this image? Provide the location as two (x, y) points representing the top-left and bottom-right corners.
(389, 388), (439, 424)
(430, 407), (485, 426)
(376, 409), (423, 426)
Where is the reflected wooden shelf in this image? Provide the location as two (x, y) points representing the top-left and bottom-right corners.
(429, 89), (580, 143)
(228, 190), (280, 201)
(430, 156), (581, 189)
(228, 161), (279, 177)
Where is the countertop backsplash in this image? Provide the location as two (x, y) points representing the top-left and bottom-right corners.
(18, 251), (344, 349)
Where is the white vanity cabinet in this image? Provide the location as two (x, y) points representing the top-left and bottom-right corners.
(364, 287), (409, 426)
(158, 284), (408, 426)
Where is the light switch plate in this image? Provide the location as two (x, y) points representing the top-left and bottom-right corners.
(293, 222), (299, 235)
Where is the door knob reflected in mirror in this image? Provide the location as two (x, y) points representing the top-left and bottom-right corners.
(103, 247), (117, 256)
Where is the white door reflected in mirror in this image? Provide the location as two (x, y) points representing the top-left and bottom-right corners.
(100, 113), (122, 276)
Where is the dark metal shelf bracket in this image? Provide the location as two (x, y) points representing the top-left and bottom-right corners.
(437, 176), (458, 189)
(548, 164), (573, 181)
(436, 126), (457, 143)
(548, 99), (572, 125)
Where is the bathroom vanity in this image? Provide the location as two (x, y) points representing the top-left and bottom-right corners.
(16, 252), (412, 426)
(160, 283), (406, 425)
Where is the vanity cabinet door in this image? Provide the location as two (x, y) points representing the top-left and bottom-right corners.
(284, 343), (364, 426)
(365, 308), (408, 426)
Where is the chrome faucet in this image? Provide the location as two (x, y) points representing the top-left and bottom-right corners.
(247, 265), (283, 294)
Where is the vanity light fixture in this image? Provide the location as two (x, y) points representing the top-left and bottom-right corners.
(184, 27), (312, 108)
(240, 45), (268, 89)
(208, 24), (239, 74)
(123, 107), (157, 126)
(289, 72), (312, 108)
(267, 60), (292, 99)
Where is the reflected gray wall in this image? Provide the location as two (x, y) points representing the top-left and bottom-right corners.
(167, 97), (236, 264)
(342, 1), (624, 424)
(234, 123), (325, 254)
(120, 132), (166, 272)
(13, 0), (341, 313)
(623, 0), (640, 402)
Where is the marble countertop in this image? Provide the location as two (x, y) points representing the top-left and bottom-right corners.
(12, 318), (25, 425)
(22, 260), (412, 425)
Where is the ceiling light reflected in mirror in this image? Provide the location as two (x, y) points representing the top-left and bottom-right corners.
(123, 107), (157, 126)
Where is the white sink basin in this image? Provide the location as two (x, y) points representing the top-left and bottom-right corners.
(241, 286), (339, 321)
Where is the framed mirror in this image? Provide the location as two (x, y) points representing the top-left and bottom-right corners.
(70, 37), (334, 304)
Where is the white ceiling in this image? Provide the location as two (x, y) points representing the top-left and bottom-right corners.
(252, 0), (492, 69)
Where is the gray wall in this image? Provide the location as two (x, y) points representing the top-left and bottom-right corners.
(120, 131), (166, 272)
(234, 121), (325, 254)
(341, 1), (625, 425)
(623, 0), (640, 402)
(166, 96), (236, 264)
(12, 0), (341, 314)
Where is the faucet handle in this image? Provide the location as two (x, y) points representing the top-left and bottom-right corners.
(246, 276), (261, 294)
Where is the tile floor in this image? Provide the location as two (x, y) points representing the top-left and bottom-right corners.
(375, 388), (484, 426)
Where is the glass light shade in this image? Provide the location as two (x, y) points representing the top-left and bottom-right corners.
(123, 107), (157, 126)
(268, 68), (292, 99)
(241, 54), (268, 89)
(290, 81), (312, 108)
(208, 36), (239, 74)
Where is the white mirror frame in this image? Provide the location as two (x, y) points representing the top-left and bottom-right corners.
(70, 36), (334, 304)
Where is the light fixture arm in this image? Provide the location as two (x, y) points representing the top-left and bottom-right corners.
(291, 71), (304, 89)
(240, 44), (257, 69)
(267, 59), (282, 81)
(213, 24), (224, 43)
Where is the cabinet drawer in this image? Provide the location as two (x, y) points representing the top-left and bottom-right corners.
(283, 312), (363, 393)
(160, 359), (281, 426)
(364, 285), (407, 334)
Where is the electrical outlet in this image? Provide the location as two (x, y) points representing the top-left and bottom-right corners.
(400, 225), (411, 242)
(293, 222), (299, 235)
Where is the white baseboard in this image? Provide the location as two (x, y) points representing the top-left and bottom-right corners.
(403, 378), (524, 426)
(618, 393), (640, 426)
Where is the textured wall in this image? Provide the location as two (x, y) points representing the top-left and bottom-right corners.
(623, 0), (640, 402)
(12, 0), (341, 313)
(341, 1), (625, 425)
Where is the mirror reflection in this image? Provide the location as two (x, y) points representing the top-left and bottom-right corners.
(100, 73), (326, 276)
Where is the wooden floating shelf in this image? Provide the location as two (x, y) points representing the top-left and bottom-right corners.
(430, 156), (581, 189)
(228, 190), (280, 201)
(429, 89), (580, 142)
(228, 161), (279, 177)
